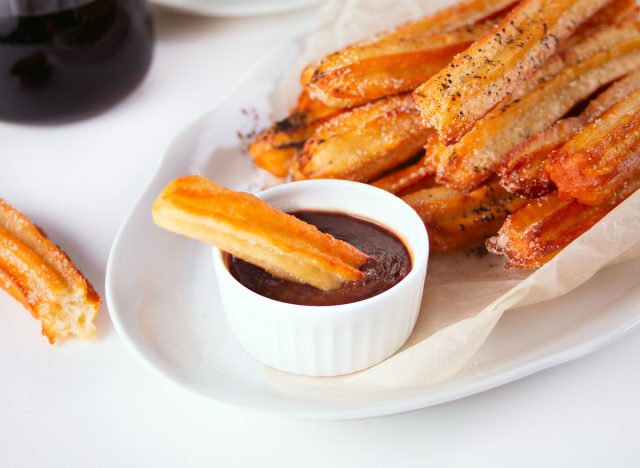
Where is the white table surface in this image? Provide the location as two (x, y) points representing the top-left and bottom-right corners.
(1, 5), (639, 467)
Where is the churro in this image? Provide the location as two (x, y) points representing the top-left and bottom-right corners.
(292, 94), (434, 182)
(499, 70), (640, 197)
(152, 176), (368, 291)
(301, 0), (516, 108)
(0, 199), (100, 343)
(402, 181), (526, 251)
(413, 0), (611, 144)
(548, 87), (640, 205)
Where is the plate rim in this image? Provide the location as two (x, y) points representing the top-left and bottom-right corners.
(106, 41), (640, 421)
(150, 0), (324, 17)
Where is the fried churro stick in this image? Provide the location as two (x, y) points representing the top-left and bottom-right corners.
(548, 88), (640, 206)
(249, 92), (343, 178)
(402, 181), (526, 252)
(486, 180), (640, 268)
(294, 90), (340, 120)
(301, 0), (515, 108)
(485, 195), (601, 268)
(371, 154), (435, 194)
(152, 176), (368, 291)
(498, 118), (582, 198)
(561, 0), (639, 49)
(0, 200), (100, 343)
(412, 0), (611, 145)
(292, 94), (434, 182)
(430, 23), (640, 193)
(581, 70), (640, 122)
(499, 70), (640, 197)
(249, 114), (319, 178)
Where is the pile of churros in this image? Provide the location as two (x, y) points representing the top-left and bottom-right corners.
(249, 0), (640, 268)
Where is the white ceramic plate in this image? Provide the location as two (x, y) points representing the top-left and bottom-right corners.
(150, 0), (323, 17)
(106, 42), (640, 420)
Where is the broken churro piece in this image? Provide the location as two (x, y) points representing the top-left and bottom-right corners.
(548, 87), (640, 206)
(292, 94), (434, 182)
(0, 199), (100, 343)
(499, 70), (640, 197)
(402, 181), (526, 252)
(412, 0), (611, 144)
(431, 22), (640, 192)
(301, 0), (516, 107)
(152, 176), (369, 291)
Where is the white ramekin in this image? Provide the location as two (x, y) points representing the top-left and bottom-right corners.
(212, 179), (429, 377)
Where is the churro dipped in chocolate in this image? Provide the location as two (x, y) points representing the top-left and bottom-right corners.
(152, 176), (368, 291)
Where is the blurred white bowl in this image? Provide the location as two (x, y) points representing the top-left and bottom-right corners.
(151, 0), (324, 17)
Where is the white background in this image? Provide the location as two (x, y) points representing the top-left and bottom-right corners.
(1, 4), (639, 467)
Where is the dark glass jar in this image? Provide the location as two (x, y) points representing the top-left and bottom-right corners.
(0, 0), (153, 123)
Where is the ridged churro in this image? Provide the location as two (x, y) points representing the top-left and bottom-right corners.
(152, 176), (368, 291)
(249, 92), (343, 178)
(499, 70), (640, 197)
(0, 199), (100, 343)
(412, 0), (611, 144)
(371, 154), (435, 195)
(485, 184), (640, 269)
(429, 22), (640, 192)
(292, 94), (434, 182)
(301, 0), (516, 108)
(402, 181), (526, 251)
(548, 87), (640, 206)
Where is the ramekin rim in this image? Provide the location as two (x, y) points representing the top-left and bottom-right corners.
(212, 179), (429, 314)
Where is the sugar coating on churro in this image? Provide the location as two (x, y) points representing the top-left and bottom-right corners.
(0, 199), (100, 343)
(152, 176), (369, 291)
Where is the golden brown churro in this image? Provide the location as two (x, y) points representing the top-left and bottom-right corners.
(548, 87), (640, 206)
(497, 118), (583, 198)
(485, 184), (640, 269)
(152, 176), (368, 291)
(249, 92), (343, 178)
(429, 23), (640, 192)
(292, 94), (434, 182)
(371, 154), (435, 195)
(301, 0), (516, 108)
(412, 0), (611, 144)
(499, 70), (640, 197)
(402, 181), (526, 252)
(0, 200), (100, 343)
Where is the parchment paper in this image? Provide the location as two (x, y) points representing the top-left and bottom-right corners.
(268, 0), (640, 387)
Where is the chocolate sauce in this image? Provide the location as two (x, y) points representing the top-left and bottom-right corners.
(228, 211), (412, 306)
(0, 0), (153, 123)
